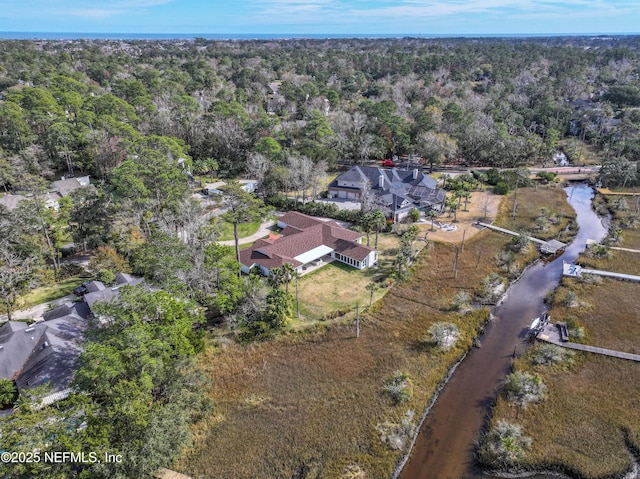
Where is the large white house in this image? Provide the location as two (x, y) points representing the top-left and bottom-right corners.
(239, 211), (377, 276)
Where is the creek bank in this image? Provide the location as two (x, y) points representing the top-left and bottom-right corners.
(398, 184), (604, 479)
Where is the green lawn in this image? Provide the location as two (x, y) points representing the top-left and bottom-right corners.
(18, 275), (88, 309)
(295, 232), (399, 322)
(218, 221), (262, 241)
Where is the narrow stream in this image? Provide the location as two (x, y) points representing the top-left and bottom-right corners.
(398, 184), (608, 479)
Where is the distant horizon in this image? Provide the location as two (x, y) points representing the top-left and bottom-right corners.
(1, 31), (639, 41)
(2, 1), (640, 39)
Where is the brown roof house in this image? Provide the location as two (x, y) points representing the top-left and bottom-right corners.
(239, 211), (377, 276)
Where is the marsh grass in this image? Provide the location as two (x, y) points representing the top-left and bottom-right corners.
(496, 185), (575, 241)
(179, 234), (501, 479)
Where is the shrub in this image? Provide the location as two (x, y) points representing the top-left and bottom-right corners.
(409, 207), (421, 222)
(97, 269), (116, 286)
(585, 244), (611, 259)
(475, 273), (504, 303)
(536, 171), (557, 183)
(451, 290), (471, 312)
(563, 290), (579, 307)
(493, 181), (510, 195)
(342, 464), (366, 479)
(503, 371), (546, 408)
(530, 343), (574, 366)
(564, 315), (586, 340)
(0, 379), (18, 408)
(382, 371), (413, 405)
(428, 322), (460, 350)
(509, 230), (530, 253)
(486, 168), (503, 186)
(478, 420), (532, 467)
(376, 410), (416, 450)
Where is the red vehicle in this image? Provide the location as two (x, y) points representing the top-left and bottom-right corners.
(381, 159), (396, 167)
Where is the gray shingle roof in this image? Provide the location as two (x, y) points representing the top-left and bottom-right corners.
(51, 176), (90, 196)
(330, 166), (443, 214)
(0, 300), (89, 393)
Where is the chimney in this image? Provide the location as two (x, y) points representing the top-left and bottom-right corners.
(413, 168), (419, 180)
(378, 174), (384, 188)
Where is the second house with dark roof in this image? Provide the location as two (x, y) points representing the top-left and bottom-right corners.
(327, 166), (446, 222)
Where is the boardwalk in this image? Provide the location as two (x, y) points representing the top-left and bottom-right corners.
(536, 323), (640, 362)
(562, 261), (640, 282)
(156, 468), (193, 479)
(586, 238), (640, 254)
(597, 188), (640, 196)
(476, 222), (566, 253)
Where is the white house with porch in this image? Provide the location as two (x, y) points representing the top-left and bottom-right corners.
(239, 212), (377, 276)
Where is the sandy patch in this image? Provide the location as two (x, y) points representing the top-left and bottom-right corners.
(415, 191), (503, 243)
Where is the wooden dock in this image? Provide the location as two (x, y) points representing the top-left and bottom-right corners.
(536, 323), (640, 362)
(476, 222), (566, 253)
(563, 261), (640, 282)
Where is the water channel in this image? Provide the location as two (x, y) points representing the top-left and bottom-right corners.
(399, 184), (609, 479)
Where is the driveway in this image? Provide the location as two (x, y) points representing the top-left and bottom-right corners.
(219, 220), (276, 246)
(10, 294), (77, 322)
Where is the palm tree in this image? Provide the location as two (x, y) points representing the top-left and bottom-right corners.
(0, 379), (17, 407)
(371, 209), (387, 250)
(281, 263), (297, 294)
(426, 209), (439, 231)
(445, 196), (457, 219)
(268, 267), (285, 288)
(462, 190), (472, 211)
(366, 281), (377, 306)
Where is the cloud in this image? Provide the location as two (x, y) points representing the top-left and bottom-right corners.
(241, 0), (640, 30)
(0, 0), (175, 20)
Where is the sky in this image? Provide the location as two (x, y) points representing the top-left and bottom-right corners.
(0, 0), (639, 36)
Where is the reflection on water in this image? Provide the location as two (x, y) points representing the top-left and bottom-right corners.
(399, 184), (607, 479)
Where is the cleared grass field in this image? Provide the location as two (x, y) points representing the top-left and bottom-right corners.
(17, 275), (87, 309)
(217, 220), (262, 241)
(486, 193), (640, 478)
(295, 232), (399, 322)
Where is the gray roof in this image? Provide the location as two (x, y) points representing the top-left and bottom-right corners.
(84, 288), (119, 310)
(85, 280), (106, 293)
(331, 166), (444, 214)
(0, 194), (27, 211)
(83, 275), (143, 310)
(51, 176), (90, 196)
(0, 302), (88, 393)
(15, 315), (86, 392)
(0, 321), (45, 382)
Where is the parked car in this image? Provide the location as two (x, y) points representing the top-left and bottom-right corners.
(73, 282), (90, 296)
(381, 159), (396, 167)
